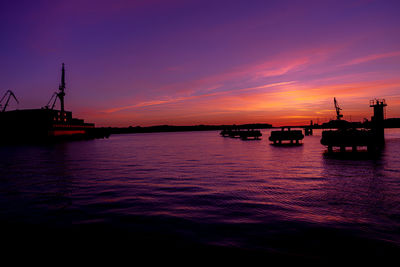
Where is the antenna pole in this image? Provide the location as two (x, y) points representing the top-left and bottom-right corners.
(58, 63), (66, 114)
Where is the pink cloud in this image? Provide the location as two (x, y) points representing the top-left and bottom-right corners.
(341, 51), (400, 66)
(103, 81), (296, 113)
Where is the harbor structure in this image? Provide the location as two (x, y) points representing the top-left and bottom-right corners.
(0, 64), (110, 143)
(0, 90), (19, 112)
(269, 127), (304, 145)
(304, 120), (313, 136)
(220, 128), (262, 140)
(320, 98), (386, 153)
(370, 99), (387, 144)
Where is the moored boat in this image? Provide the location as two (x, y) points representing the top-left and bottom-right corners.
(0, 64), (110, 144)
(269, 127), (304, 145)
(320, 98), (386, 153)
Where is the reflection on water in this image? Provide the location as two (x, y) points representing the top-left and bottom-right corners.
(0, 129), (399, 259)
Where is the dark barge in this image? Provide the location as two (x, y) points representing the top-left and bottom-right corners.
(220, 129), (262, 140)
(269, 127), (304, 145)
(0, 64), (110, 144)
(320, 98), (386, 153)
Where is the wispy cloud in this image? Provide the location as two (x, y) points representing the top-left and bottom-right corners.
(254, 58), (310, 78)
(103, 81), (296, 113)
(154, 46), (337, 97)
(341, 51), (400, 66)
(104, 97), (191, 113)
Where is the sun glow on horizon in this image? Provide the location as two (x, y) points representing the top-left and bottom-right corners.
(1, 0), (400, 127)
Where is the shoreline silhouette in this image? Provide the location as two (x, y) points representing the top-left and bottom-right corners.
(103, 118), (400, 135)
(106, 123), (272, 134)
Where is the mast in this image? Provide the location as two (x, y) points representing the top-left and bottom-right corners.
(58, 63), (66, 114)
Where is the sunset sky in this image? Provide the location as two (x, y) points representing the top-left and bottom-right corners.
(1, 0), (400, 127)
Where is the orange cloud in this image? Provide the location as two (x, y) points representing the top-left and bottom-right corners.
(93, 43), (400, 126)
(98, 77), (400, 126)
(103, 81), (296, 113)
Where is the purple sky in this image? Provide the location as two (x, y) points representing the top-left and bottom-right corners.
(1, 0), (400, 126)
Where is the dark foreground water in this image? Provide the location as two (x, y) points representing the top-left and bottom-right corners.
(1, 129), (400, 262)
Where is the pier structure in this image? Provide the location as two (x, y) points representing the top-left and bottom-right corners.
(370, 99), (386, 144)
(220, 128), (262, 140)
(320, 98), (387, 153)
(219, 128), (242, 138)
(238, 129), (262, 140)
(269, 127), (304, 145)
(304, 120), (313, 136)
(219, 129), (231, 137)
(321, 129), (376, 153)
(304, 127), (313, 136)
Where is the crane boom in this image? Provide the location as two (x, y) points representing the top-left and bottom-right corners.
(334, 97), (343, 120)
(43, 63), (67, 111)
(44, 92), (58, 109)
(0, 90), (19, 112)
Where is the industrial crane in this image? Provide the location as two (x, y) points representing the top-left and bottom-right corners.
(334, 97), (343, 120)
(0, 90), (19, 112)
(44, 92), (58, 109)
(43, 63), (66, 113)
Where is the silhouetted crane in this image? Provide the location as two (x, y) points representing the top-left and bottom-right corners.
(334, 97), (343, 120)
(0, 90), (19, 112)
(43, 63), (66, 113)
(44, 92), (58, 109)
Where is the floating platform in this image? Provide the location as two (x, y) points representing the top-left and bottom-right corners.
(220, 129), (234, 137)
(238, 130), (262, 140)
(304, 127), (313, 136)
(321, 128), (377, 153)
(269, 127), (304, 145)
(220, 129), (262, 140)
(320, 99), (386, 154)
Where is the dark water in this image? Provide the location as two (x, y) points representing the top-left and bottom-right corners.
(1, 129), (400, 262)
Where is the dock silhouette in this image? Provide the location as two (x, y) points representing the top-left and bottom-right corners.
(320, 98), (387, 153)
(0, 64), (110, 144)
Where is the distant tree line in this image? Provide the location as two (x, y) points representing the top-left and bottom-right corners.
(105, 123), (273, 134)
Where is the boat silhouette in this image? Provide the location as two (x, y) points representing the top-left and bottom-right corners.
(320, 98), (386, 153)
(0, 64), (110, 143)
(269, 127), (304, 145)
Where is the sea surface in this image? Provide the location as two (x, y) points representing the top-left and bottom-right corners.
(1, 129), (400, 262)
